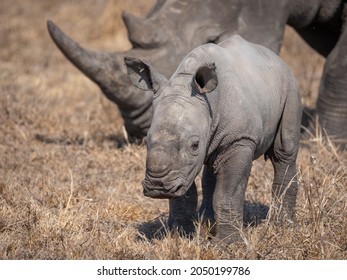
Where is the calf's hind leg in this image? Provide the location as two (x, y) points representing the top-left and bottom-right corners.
(268, 152), (298, 221)
(268, 86), (301, 221)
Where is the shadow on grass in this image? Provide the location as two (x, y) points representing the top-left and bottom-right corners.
(136, 215), (168, 241)
(35, 133), (133, 148)
(136, 201), (269, 241)
(243, 201), (269, 227)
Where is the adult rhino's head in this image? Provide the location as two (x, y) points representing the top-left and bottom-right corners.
(125, 56), (218, 198)
(47, 0), (239, 140)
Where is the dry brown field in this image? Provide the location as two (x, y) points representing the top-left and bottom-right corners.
(1, 0), (346, 259)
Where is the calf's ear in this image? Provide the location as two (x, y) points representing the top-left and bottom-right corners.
(193, 63), (218, 94)
(124, 56), (167, 92)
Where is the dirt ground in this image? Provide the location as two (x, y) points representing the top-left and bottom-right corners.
(1, 0), (346, 259)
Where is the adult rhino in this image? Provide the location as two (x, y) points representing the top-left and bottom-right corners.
(124, 35), (302, 243)
(48, 0), (347, 145)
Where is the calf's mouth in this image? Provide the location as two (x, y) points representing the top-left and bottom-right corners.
(142, 174), (188, 198)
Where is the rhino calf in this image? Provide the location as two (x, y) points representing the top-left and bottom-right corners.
(125, 35), (302, 244)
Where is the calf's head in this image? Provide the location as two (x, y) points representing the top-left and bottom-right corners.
(125, 57), (218, 198)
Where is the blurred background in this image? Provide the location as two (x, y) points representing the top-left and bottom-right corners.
(1, 0), (345, 260)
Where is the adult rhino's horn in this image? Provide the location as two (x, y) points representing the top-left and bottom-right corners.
(122, 11), (147, 38)
(122, 11), (143, 33)
(47, 20), (115, 89)
(121, 11), (167, 48)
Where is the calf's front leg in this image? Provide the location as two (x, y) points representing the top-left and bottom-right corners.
(212, 144), (254, 244)
(198, 166), (216, 226)
(168, 182), (197, 236)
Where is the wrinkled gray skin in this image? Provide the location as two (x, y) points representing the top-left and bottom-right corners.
(125, 35), (302, 243)
(47, 0), (347, 145)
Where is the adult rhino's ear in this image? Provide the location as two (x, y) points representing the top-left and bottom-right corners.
(124, 56), (167, 92)
(193, 63), (218, 94)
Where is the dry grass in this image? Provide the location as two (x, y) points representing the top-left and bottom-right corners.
(1, 0), (346, 259)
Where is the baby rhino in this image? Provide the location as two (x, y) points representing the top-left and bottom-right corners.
(125, 35), (301, 244)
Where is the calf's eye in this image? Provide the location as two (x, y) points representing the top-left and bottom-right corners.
(188, 136), (200, 155)
(191, 140), (199, 151)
